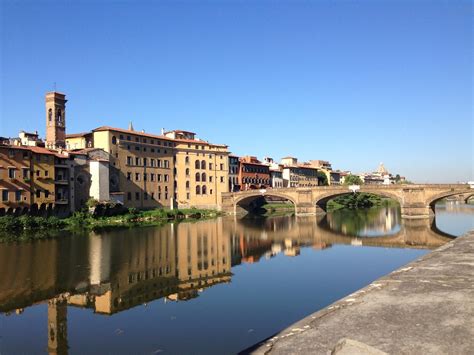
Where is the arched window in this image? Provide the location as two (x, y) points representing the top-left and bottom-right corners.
(186, 181), (190, 189)
(48, 108), (52, 122)
(195, 160), (200, 169)
(196, 185), (201, 195)
(57, 109), (62, 123)
(202, 185), (207, 194)
(201, 160), (206, 169)
(195, 172), (200, 182)
(111, 136), (117, 145)
(185, 168), (190, 176)
(185, 156), (190, 164)
(201, 173), (206, 182)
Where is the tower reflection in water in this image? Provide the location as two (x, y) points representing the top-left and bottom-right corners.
(0, 207), (454, 354)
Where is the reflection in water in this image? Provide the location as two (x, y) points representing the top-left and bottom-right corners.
(0, 205), (464, 354)
(325, 206), (401, 237)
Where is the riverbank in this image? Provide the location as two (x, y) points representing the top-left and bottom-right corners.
(0, 208), (223, 242)
(250, 230), (474, 354)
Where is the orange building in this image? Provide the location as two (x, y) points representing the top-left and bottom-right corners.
(238, 156), (271, 191)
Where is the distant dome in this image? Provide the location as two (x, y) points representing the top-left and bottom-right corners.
(377, 162), (388, 174)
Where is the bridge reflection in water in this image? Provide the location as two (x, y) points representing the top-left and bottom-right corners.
(0, 207), (457, 354)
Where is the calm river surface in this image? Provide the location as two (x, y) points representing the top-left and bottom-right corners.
(0, 202), (472, 354)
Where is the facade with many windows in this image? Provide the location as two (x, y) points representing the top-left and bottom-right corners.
(79, 127), (177, 209)
(238, 156), (271, 191)
(164, 130), (229, 209)
(66, 127), (230, 209)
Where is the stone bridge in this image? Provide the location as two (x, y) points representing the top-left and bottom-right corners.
(220, 184), (472, 219)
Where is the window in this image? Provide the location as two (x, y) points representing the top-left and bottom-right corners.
(48, 108), (52, 121)
(151, 192), (155, 200)
(186, 181), (190, 189)
(112, 136), (117, 144)
(164, 174), (169, 182)
(135, 157), (140, 166)
(22, 168), (29, 179)
(220, 176), (224, 183)
(185, 168), (190, 176)
(8, 168), (15, 179)
(186, 192), (190, 199)
(135, 137), (139, 142)
(158, 174), (162, 182)
(164, 160), (169, 168)
(135, 192), (140, 200)
(1, 190), (8, 201)
(195, 160), (200, 169)
(209, 163), (213, 170)
(209, 176), (213, 182)
(143, 158), (147, 166)
(157, 159), (162, 168)
(201, 173), (206, 182)
(36, 190), (41, 198)
(127, 192), (132, 201)
(135, 173), (140, 181)
(151, 159), (155, 167)
(127, 172), (131, 180)
(220, 164), (224, 170)
(127, 156), (132, 165)
(135, 146), (140, 151)
(196, 185), (201, 195)
(144, 173), (147, 181)
(185, 156), (189, 164)
(151, 173), (155, 181)
(201, 160), (206, 169)
(195, 173), (200, 182)
(210, 189), (213, 195)
(45, 170), (49, 177)
(202, 186), (207, 195)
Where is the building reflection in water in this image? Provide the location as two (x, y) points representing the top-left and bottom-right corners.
(0, 207), (456, 354)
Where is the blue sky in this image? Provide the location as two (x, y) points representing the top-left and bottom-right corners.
(0, 0), (472, 182)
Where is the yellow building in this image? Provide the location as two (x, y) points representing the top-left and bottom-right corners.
(66, 126), (229, 210)
(67, 126), (177, 209)
(0, 145), (58, 213)
(164, 130), (229, 209)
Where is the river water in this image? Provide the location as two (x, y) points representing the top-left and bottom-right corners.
(0, 202), (472, 354)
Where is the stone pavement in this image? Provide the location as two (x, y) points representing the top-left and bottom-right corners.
(251, 231), (474, 355)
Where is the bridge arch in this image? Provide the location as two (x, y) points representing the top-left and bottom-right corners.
(427, 190), (474, 211)
(233, 191), (298, 215)
(313, 189), (403, 212)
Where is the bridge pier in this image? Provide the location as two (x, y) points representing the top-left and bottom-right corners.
(295, 204), (317, 216)
(400, 204), (433, 219)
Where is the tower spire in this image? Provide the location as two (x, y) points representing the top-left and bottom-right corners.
(128, 121), (134, 131)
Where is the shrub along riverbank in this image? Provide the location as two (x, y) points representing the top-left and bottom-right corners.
(327, 193), (398, 212)
(0, 207), (223, 242)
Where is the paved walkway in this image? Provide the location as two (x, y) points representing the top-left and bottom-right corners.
(251, 231), (474, 355)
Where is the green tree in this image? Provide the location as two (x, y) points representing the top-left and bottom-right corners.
(317, 171), (328, 186)
(343, 174), (363, 186)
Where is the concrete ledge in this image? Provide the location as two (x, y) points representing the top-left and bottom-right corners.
(251, 230), (474, 355)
